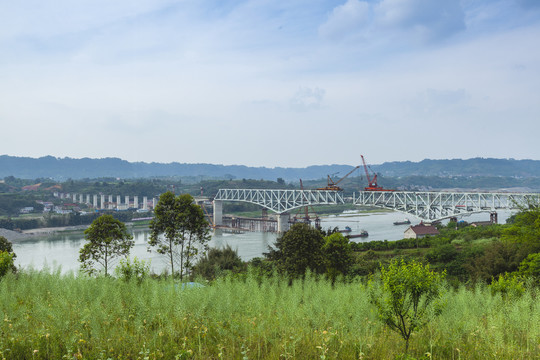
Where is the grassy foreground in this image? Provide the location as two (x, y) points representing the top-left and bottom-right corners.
(0, 271), (539, 359)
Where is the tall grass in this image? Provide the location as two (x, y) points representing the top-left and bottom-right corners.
(0, 269), (538, 359)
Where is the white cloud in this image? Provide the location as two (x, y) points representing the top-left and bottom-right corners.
(289, 87), (326, 111)
(319, 0), (465, 44)
(319, 0), (370, 40)
(375, 0), (465, 41)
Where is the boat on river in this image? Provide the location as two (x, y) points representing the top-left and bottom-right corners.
(393, 218), (411, 225)
(347, 230), (368, 239)
(338, 226), (352, 233)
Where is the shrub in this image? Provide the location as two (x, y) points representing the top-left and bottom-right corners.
(192, 245), (246, 280)
(114, 257), (150, 284)
(0, 251), (14, 277)
(489, 273), (525, 299)
(369, 259), (446, 353)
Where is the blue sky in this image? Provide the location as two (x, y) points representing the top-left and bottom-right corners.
(1, 0), (539, 167)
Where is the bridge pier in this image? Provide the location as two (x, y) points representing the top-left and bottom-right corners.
(277, 212), (290, 233)
(213, 200), (223, 226)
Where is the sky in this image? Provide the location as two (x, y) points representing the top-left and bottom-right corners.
(1, 0), (539, 167)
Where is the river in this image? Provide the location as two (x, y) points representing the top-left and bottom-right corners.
(11, 210), (513, 274)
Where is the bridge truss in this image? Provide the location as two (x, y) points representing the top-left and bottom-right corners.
(353, 191), (539, 221)
(214, 189), (344, 213)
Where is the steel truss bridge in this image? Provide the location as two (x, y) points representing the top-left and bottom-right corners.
(354, 191), (539, 221)
(214, 189), (344, 213)
(214, 189), (539, 221)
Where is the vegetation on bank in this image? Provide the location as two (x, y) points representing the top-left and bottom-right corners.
(0, 270), (538, 360)
(1, 198), (540, 358)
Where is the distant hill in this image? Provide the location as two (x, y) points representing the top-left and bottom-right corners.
(373, 158), (540, 177)
(0, 155), (355, 181)
(1, 155), (539, 181)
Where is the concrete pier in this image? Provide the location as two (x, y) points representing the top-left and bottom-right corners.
(100, 195), (105, 209)
(213, 200), (223, 226)
(134, 196), (138, 209)
(108, 195), (113, 210)
(125, 196), (129, 208)
(116, 195), (121, 208)
(93, 195), (98, 208)
(277, 212), (290, 233)
(143, 197), (148, 210)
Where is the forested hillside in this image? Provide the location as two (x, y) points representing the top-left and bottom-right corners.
(1, 155), (539, 180)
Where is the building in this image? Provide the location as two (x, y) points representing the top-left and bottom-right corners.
(404, 223), (440, 239)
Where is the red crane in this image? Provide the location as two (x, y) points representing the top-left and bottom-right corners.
(361, 155), (393, 191)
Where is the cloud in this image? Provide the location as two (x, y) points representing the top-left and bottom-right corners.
(319, 0), (465, 43)
(289, 87), (326, 111)
(376, 0), (466, 41)
(318, 0), (370, 40)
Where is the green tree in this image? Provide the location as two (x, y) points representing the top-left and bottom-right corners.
(489, 272), (525, 299)
(0, 236), (16, 258)
(114, 257), (151, 284)
(322, 232), (353, 284)
(193, 245), (246, 280)
(0, 251), (14, 277)
(265, 223), (325, 278)
(79, 214), (134, 276)
(0, 236), (17, 273)
(517, 252), (540, 284)
(149, 192), (210, 281)
(502, 207), (540, 251)
(369, 259), (446, 353)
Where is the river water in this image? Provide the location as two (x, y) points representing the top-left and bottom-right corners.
(12, 210), (513, 274)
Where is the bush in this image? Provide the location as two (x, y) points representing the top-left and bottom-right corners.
(192, 245), (246, 280)
(425, 244), (458, 263)
(369, 259), (446, 352)
(517, 252), (540, 285)
(0, 251), (14, 277)
(489, 273), (525, 299)
(114, 257), (150, 284)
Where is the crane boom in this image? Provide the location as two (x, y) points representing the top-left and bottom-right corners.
(360, 155), (378, 189)
(360, 155), (393, 191)
(316, 165), (360, 191)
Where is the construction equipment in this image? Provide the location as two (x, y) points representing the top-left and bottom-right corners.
(361, 155), (393, 191)
(317, 166), (360, 191)
(293, 179), (321, 228)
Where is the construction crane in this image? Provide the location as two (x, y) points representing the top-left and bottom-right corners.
(293, 179), (321, 228)
(317, 166), (360, 191)
(361, 155), (393, 191)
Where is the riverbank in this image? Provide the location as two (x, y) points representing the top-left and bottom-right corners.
(0, 228), (32, 242)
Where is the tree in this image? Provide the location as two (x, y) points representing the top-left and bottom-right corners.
(149, 192), (210, 281)
(502, 207), (540, 251)
(0, 251), (14, 277)
(0, 236), (16, 258)
(265, 223), (325, 278)
(79, 214), (134, 276)
(369, 259), (446, 353)
(193, 245), (246, 280)
(517, 252), (540, 284)
(322, 232), (354, 284)
(0, 236), (17, 273)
